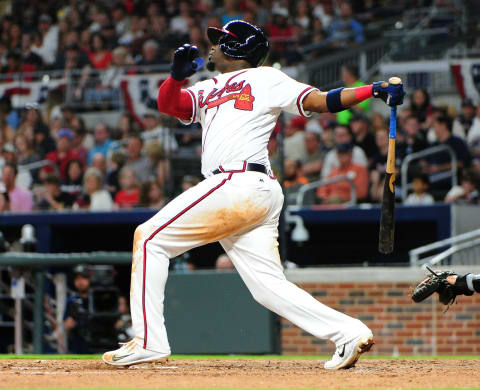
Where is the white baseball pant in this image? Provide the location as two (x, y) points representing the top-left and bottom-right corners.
(130, 163), (369, 354)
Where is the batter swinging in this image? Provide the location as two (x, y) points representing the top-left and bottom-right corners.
(103, 20), (404, 370)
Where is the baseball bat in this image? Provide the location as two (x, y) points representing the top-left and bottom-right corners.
(378, 76), (402, 254)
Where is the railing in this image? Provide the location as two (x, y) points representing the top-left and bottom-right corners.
(304, 39), (388, 90)
(295, 173), (357, 206)
(18, 160), (59, 176)
(410, 228), (480, 267)
(400, 145), (458, 202)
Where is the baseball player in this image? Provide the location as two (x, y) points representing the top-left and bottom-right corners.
(102, 20), (404, 370)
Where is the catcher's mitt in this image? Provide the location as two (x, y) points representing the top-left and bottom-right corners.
(411, 266), (473, 307)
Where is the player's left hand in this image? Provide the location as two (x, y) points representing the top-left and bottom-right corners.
(171, 44), (203, 81)
(372, 79), (405, 106)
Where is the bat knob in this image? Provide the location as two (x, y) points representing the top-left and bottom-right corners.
(388, 76), (402, 85)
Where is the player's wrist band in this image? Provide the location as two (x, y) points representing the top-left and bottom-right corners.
(355, 84), (373, 102)
(326, 87), (344, 113)
(468, 274), (480, 293)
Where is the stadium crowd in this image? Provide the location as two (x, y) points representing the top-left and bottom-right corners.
(0, 0), (478, 213)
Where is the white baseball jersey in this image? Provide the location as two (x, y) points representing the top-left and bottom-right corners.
(182, 67), (318, 176)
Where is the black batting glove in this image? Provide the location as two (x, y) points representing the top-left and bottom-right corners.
(171, 44), (200, 81)
(372, 80), (405, 106)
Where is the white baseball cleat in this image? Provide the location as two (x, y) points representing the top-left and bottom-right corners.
(323, 331), (374, 370)
(102, 339), (170, 367)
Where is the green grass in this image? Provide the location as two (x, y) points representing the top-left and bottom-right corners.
(0, 354), (479, 360)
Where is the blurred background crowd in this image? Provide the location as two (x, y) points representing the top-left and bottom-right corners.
(0, 0), (478, 215)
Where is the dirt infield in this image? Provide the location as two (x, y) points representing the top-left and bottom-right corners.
(1, 358), (480, 389)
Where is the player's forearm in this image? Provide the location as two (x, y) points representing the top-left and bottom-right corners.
(157, 76), (193, 121)
(303, 85), (373, 114)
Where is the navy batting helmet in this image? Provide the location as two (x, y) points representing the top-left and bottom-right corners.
(207, 20), (269, 67)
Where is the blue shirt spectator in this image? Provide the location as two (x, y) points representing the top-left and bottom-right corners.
(88, 123), (113, 164)
(329, 3), (364, 46)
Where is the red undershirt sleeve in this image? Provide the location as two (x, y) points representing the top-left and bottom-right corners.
(157, 76), (194, 122)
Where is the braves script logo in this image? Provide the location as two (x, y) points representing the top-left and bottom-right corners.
(198, 79), (255, 111)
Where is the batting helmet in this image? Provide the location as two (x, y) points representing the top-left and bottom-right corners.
(207, 20), (269, 67)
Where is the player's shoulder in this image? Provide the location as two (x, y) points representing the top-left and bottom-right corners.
(253, 66), (289, 78)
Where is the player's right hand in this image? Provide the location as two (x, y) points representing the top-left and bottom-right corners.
(372, 79), (405, 106)
(171, 44), (203, 81)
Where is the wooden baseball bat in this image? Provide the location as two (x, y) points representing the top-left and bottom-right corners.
(378, 77), (402, 254)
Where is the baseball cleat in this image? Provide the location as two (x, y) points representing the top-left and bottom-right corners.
(323, 331), (374, 370)
(102, 339), (170, 367)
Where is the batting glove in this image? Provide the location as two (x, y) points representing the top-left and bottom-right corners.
(171, 44), (203, 81)
(372, 80), (405, 106)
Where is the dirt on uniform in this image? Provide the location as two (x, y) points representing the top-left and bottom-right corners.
(1, 358), (480, 389)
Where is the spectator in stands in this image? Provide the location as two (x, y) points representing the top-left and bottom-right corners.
(125, 134), (150, 183)
(283, 159), (309, 205)
(75, 167), (113, 211)
(15, 133), (40, 168)
(337, 64), (370, 125)
(466, 105), (480, 163)
(404, 173), (434, 205)
(444, 168), (480, 204)
(106, 151), (126, 197)
(88, 123), (113, 164)
(92, 153), (107, 178)
(115, 295), (133, 343)
(317, 142), (369, 204)
(33, 123), (56, 159)
(6, 22), (21, 51)
(143, 112), (178, 155)
(220, 0), (243, 25)
(398, 115), (428, 158)
(369, 128), (389, 187)
(34, 14), (59, 66)
(118, 113), (140, 142)
(426, 115), (472, 175)
(2, 50), (36, 82)
(64, 265), (91, 354)
(100, 23), (118, 50)
(328, 2), (364, 47)
(36, 174), (75, 211)
(285, 116), (307, 162)
(371, 112), (387, 133)
(114, 167), (140, 209)
(216, 253), (235, 270)
(350, 114), (378, 160)
(139, 179), (165, 209)
(88, 33), (113, 70)
(44, 129), (84, 181)
(1, 163), (33, 212)
(170, 0), (191, 35)
(300, 132), (324, 182)
(58, 43), (92, 101)
(136, 39), (163, 68)
(410, 88), (434, 128)
(453, 99), (476, 140)
(21, 32), (43, 70)
(321, 124), (367, 178)
(71, 128), (90, 164)
(62, 158), (84, 198)
(266, 7), (294, 60)
(112, 3), (131, 37)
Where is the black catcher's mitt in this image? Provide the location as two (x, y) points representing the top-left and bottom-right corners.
(411, 266), (473, 306)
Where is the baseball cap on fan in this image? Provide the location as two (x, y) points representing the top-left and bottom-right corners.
(73, 265), (90, 278)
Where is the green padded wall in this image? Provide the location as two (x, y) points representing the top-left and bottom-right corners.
(164, 271), (280, 354)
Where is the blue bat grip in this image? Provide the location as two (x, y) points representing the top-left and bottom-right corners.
(389, 106), (397, 139)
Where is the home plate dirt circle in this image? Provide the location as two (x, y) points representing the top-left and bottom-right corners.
(1, 359), (480, 388)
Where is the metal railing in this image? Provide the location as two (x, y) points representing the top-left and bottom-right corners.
(18, 159), (59, 176)
(410, 228), (480, 267)
(400, 145), (458, 202)
(295, 173), (357, 206)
